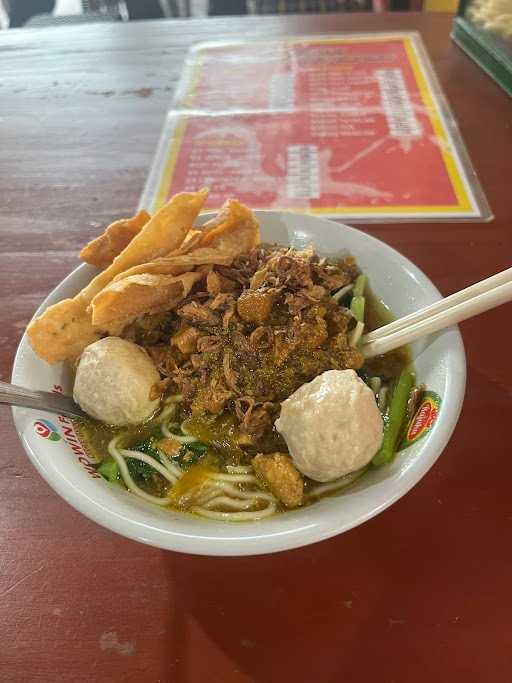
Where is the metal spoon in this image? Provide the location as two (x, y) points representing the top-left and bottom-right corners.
(0, 381), (87, 421)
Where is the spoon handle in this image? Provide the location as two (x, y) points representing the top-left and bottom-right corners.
(0, 381), (86, 421)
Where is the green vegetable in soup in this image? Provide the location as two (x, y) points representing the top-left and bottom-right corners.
(127, 437), (164, 480)
(372, 367), (415, 466)
(186, 441), (209, 454)
(352, 274), (367, 298)
(133, 436), (161, 460)
(350, 295), (365, 323)
(97, 457), (120, 482)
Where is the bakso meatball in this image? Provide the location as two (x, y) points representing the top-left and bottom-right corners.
(275, 369), (383, 482)
(73, 337), (161, 426)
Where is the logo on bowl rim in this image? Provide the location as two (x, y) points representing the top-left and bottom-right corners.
(34, 418), (61, 442)
(402, 391), (442, 448)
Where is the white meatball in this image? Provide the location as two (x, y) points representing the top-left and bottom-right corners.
(73, 337), (161, 426)
(275, 369), (383, 482)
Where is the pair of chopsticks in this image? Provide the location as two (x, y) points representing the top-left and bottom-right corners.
(361, 266), (512, 359)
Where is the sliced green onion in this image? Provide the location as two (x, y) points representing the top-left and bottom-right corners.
(372, 368), (415, 466)
(353, 274), (367, 298)
(350, 295), (365, 323)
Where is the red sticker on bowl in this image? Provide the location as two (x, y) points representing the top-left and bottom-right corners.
(401, 391), (441, 448)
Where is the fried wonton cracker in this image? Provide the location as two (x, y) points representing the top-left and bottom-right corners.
(26, 298), (101, 365)
(78, 188), (208, 305)
(111, 200), (259, 282)
(111, 248), (235, 281)
(172, 230), (203, 255)
(80, 209), (151, 268)
(197, 199), (260, 252)
(90, 271), (203, 331)
(27, 190), (208, 364)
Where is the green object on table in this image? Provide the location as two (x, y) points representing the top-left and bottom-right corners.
(452, 0), (512, 97)
(372, 368), (415, 466)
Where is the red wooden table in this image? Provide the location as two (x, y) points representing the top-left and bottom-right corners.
(1, 12), (511, 683)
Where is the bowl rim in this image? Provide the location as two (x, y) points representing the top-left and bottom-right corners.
(11, 211), (466, 556)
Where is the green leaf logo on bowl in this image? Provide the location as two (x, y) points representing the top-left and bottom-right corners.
(34, 419), (61, 442)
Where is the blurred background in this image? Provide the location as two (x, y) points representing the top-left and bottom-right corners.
(0, 0), (458, 29)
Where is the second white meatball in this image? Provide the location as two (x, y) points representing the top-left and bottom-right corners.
(275, 369), (383, 482)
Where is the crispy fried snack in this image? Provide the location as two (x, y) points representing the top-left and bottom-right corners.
(197, 199), (260, 252)
(26, 298), (101, 365)
(27, 193), (260, 365)
(172, 230), (203, 255)
(90, 271), (203, 331)
(27, 190), (208, 363)
(110, 199), (259, 282)
(78, 188), (208, 305)
(110, 248), (235, 281)
(80, 209), (151, 268)
(199, 199), (260, 257)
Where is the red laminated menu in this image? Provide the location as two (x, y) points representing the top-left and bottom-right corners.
(141, 33), (490, 221)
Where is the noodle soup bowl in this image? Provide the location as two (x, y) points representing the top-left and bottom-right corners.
(12, 212), (466, 556)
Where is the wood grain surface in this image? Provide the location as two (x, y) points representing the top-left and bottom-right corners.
(1, 12), (511, 683)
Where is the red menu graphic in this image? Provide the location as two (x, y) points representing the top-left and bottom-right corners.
(141, 34), (489, 221)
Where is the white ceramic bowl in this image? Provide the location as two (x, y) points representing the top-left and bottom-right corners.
(12, 212), (466, 556)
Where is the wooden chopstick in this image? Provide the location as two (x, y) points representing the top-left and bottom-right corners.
(362, 278), (512, 359)
(363, 266), (512, 344)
